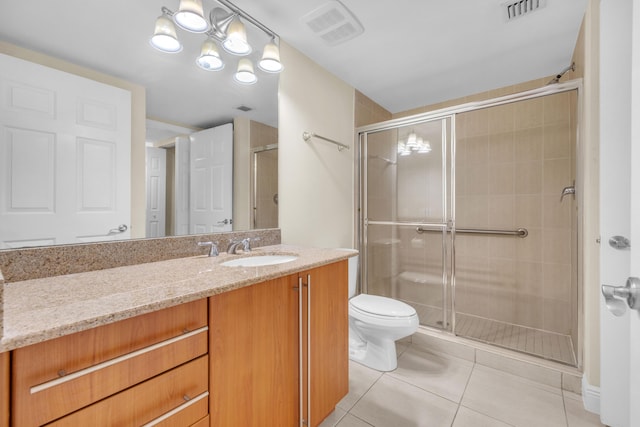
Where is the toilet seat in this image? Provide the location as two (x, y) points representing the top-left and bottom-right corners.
(349, 294), (416, 318)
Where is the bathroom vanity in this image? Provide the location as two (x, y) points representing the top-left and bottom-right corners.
(0, 245), (352, 427)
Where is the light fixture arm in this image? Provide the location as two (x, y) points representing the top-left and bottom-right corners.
(209, 8), (236, 39)
(160, 6), (175, 16)
(215, 0), (279, 42)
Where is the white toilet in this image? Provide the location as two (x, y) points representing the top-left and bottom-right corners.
(346, 253), (419, 372)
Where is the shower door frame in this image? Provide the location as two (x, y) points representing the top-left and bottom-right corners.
(251, 143), (278, 230)
(356, 79), (584, 368)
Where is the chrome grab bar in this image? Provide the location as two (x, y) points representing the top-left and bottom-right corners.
(302, 131), (349, 151)
(416, 226), (528, 238)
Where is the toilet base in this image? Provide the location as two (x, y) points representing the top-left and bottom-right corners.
(348, 333), (399, 372)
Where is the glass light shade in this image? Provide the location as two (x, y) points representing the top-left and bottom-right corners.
(222, 16), (252, 55)
(412, 136), (424, 151)
(418, 140), (432, 153)
(150, 14), (182, 53)
(234, 59), (257, 85)
(258, 40), (283, 73)
(196, 39), (224, 71)
(406, 132), (418, 148)
(174, 0), (209, 33)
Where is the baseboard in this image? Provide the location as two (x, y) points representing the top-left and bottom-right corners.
(582, 375), (601, 415)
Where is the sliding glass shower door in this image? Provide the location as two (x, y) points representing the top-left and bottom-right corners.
(358, 84), (580, 367)
(361, 117), (453, 330)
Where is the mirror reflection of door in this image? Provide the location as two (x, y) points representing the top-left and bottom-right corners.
(0, 54), (131, 249)
(145, 147), (166, 238)
(190, 124), (233, 233)
(252, 145), (278, 229)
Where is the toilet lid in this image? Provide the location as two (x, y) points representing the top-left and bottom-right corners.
(350, 294), (416, 318)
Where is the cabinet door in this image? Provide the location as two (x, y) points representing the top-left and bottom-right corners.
(303, 261), (349, 427)
(210, 275), (299, 427)
(1, 351), (8, 427)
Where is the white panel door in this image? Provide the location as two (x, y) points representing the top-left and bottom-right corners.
(600, 1), (640, 426)
(145, 147), (166, 238)
(189, 123), (233, 234)
(0, 53), (131, 248)
(174, 136), (191, 235)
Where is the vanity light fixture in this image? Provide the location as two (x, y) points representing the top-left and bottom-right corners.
(222, 15), (252, 55)
(173, 0), (209, 33)
(398, 131), (432, 156)
(150, 10), (183, 53)
(234, 58), (257, 85)
(196, 37), (224, 71)
(151, 0), (283, 83)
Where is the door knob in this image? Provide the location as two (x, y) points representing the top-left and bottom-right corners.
(108, 224), (128, 234)
(602, 277), (640, 316)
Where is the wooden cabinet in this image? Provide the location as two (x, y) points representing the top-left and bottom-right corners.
(1, 351), (9, 427)
(11, 299), (208, 426)
(210, 274), (299, 426)
(301, 262), (349, 426)
(210, 260), (349, 427)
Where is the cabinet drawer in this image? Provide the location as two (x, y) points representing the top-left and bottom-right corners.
(190, 416), (210, 427)
(12, 300), (207, 426)
(47, 356), (209, 427)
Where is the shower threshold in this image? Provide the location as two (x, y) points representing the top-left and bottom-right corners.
(409, 303), (577, 366)
(456, 313), (576, 366)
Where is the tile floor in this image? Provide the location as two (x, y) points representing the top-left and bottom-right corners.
(319, 342), (603, 427)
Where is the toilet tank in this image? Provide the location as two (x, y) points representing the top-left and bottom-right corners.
(336, 249), (359, 298)
(348, 254), (358, 298)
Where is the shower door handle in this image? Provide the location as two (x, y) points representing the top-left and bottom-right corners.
(602, 277), (640, 316)
(560, 185), (575, 201)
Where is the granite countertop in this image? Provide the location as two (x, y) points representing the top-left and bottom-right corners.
(0, 245), (357, 352)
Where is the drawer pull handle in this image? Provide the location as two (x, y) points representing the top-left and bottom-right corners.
(57, 369), (66, 378)
(183, 394), (191, 401)
(142, 391), (209, 427)
(30, 326), (208, 394)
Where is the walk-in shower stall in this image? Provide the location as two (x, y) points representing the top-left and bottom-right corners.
(358, 82), (581, 367)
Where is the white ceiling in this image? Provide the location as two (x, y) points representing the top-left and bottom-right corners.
(0, 0), (588, 137)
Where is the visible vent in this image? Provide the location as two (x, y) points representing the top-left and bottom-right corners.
(301, 1), (364, 46)
(504, 0), (546, 21)
(236, 105), (252, 112)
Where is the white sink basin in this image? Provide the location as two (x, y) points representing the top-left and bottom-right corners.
(221, 254), (298, 267)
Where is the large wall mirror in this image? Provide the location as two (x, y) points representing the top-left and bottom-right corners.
(0, 0), (280, 249)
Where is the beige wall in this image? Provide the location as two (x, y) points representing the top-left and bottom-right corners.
(0, 41), (147, 238)
(233, 117), (252, 231)
(278, 42), (355, 248)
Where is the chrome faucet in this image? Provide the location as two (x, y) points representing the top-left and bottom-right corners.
(198, 241), (219, 257)
(227, 238), (251, 254)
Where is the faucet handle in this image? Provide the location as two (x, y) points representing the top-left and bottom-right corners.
(242, 237), (261, 252)
(198, 241), (219, 257)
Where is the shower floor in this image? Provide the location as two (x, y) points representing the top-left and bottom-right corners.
(409, 303), (577, 366)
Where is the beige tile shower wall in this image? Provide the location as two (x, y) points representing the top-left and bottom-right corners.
(455, 92), (576, 335)
(250, 121), (279, 229)
(355, 90), (392, 127)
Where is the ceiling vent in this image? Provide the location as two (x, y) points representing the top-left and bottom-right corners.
(503, 0), (546, 21)
(236, 105), (252, 112)
(300, 1), (364, 46)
